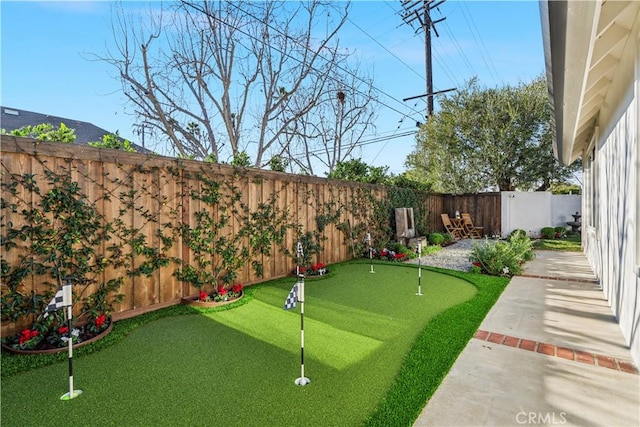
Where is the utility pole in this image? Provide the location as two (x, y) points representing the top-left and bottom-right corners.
(400, 0), (447, 117)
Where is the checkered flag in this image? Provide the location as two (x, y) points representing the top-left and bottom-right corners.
(284, 283), (298, 310)
(44, 288), (65, 318)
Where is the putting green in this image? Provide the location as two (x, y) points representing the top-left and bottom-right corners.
(1, 263), (476, 427)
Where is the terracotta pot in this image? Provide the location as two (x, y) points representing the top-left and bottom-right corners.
(1, 320), (113, 355)
(181, 291), (243, 308)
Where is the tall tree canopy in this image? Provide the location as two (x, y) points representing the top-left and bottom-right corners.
(405, 76), (580, 193)
(98, 0), (376, 173)
(327, 158), (390, 184)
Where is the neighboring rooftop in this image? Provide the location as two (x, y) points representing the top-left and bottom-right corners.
(0, 106), (147, 152)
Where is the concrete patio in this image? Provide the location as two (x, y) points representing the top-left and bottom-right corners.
(414, 250), (639, 426)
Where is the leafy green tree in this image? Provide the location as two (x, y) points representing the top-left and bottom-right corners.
(2, 123), (76, 143)
(230, 151), (252, 167)
(388, 173), (432, 191)
(88, 132), (137, 152)
(327, 159), (389, 185)
(549, 182), (581, 195)
(268, 155), (288, 172)
(405, 76), (580, 193)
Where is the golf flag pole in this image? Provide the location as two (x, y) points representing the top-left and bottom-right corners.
(416, 243), (423, 296)
(60, 277), (82, 400)
(367, 232), (375, 273)
(288, 241), (309, 386)
(296, 241), (303, 276)
(294, 274), (310, 386)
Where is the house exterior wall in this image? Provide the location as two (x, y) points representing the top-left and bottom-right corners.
(583, 20), (639, 366)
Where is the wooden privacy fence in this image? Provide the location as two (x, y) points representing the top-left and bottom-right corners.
(442, 193), (501, 237)
(0, 136), (500, 335)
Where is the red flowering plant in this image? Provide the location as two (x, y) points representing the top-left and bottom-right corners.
(44, 324), (81, 347)
(213, 283), (244, 302)
(3, 308), (109, 352)
(291, 263), (330, 277)
(17, 329), (40, 350)
(196, 283), (244, 303)
(288, 232), (328, 277)
(86, 313), (109, 335)
(376, 249), (404, 261)
(309, 262), (328, 276)
(374, 242), (415, 262)
(214, 285), (229, 302)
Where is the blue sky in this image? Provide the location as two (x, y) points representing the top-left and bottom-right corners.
(0, 1), (544, 175)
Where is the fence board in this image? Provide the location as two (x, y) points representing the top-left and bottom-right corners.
(158, 166), (181, 302)
(442, 193), (501, 237)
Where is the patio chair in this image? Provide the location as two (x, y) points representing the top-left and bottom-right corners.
(461, 213), (484, 238)
(441, 213), (465, 240)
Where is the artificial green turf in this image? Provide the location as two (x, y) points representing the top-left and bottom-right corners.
(1, 262), (508, 426)
(533, 234), (582, 251)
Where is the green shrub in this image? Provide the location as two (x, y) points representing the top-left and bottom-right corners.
(428, 232), (444, 246)
(508, 233), (535, 264)
(384, 242), (417, 260)
(442, 233), (452, 245)
(2, 122), (76, 143)
(509, 229), (527, 240)
(88, 132), (137, 152)
(388, 242), (405, 253)
(554, 226), (567, 238)
(540, 227), (555, 239)
(469, 239), (524, 277)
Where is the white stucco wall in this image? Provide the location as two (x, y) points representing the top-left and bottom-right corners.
(501, 191), (581, 238)
(583, 21), (639, 366)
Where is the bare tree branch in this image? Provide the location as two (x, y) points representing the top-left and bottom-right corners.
(93, 0), (376, 170)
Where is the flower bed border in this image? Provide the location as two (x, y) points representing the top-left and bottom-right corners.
(1, 320), (114, 355)
(288, 273), (330, 281)
(181, 291), (244, 308)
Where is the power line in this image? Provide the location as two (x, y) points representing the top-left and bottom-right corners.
(429, 43), (463, 89)
(440, 18), (477, 77)
(346, 5), (459, 93)
(296, 129), (417, 157)
(175, 1), (426, 173)
(460, 2), (501, 82)
(219, 1), (424, 122)
(346, 16), (425, 82)
(400, 0), (448, 116)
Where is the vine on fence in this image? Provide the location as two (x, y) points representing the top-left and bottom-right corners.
(387, 187), (430, 236)
(0, 166), (124, 334)
(1, 145), (413, 341)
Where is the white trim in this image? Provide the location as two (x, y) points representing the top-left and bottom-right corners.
(636, 23), (640, 275)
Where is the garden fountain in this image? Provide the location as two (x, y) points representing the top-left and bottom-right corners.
(567, 211), (581, 233)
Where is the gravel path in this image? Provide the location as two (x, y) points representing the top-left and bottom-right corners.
(404, 239), (482, 272)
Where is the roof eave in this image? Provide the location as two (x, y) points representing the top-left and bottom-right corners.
(541, 0), (599, 166)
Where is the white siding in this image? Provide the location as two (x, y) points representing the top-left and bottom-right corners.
(584, 21), (640, 366)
